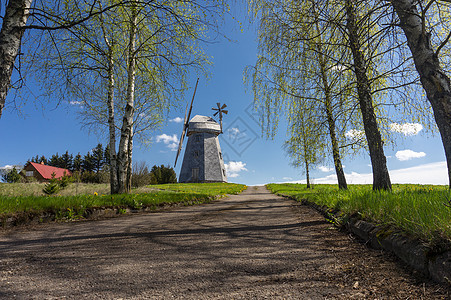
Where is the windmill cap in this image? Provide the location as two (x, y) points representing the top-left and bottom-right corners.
(188, 115), (221, 134)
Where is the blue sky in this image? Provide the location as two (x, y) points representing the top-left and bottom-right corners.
(0, 5), (448, 186)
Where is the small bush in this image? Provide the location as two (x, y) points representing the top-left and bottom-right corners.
(59, 172), (73, 188)
(131, 161), (152, 188)
(42, 172), (72, 195)
(43, 173), (61, 195)
(43, 182), (60, 195)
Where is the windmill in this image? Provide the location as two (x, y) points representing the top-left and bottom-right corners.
(174, 80), (227, 183)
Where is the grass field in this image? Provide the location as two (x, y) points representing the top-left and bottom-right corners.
(267, 183), (451, 245)
(0, 182), (246, 221)
(0, 182), (111, 197)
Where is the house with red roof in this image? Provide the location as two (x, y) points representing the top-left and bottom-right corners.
(22, 162), (71, 182)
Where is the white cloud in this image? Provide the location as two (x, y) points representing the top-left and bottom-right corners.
(345, 129), (364, 141)
(225, 161), (248, 178)
(170, 117), (184, 123)
(318, 166), (334, 172)
(283, 177), (293, 180)
(69, 100), (83, 106)
(227, 127), (245, 139)
(229, 128), (240, 135)
(156, 134), (179, 151)
(388, 161), (447, 184)
(390, 123), (423, 136)
(280, 161), (447, 185)
(167, 143), (178, 151)
(395, 149), (426, 161)
(156, 134), (178, 144)
(0, 165), (15, 170)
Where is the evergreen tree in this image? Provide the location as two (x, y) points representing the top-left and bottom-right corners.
(39, 155), (48, 165)
(2, 167), (21, 183)
(60, 151), (73, 170)
(42, 173), (60, 195)
(161, 165), (177, 184)
(150, 165), (177, 184)
(49, 153), (60, 167)
(72, 153), (83, 172)
(150, 165), (162, 184)
(83, 152), (95, 172)
(103, 144), (110, 168)
(92, 143), (104, 173)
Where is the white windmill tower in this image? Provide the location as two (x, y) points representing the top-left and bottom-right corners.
(174, 80), (228, 183)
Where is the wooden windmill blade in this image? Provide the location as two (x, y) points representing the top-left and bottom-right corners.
(186, 78), (199, 123)
(174, 105), (188, 167)
(174, 78), (199, 167)
(211, 102), (228, 133)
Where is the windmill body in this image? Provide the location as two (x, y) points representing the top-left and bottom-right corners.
(179, 115), (227, 183)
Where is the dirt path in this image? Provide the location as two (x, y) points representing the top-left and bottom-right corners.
(0, 186), (449, 299)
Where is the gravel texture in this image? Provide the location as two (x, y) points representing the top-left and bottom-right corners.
(0, 186), (449, 299)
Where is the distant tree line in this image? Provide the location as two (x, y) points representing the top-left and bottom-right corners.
(131, 163), (177, 188)
(28, 143), (110, 183)
(26, 143), (177, 186)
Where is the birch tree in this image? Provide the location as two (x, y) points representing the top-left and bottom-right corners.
(247, 0), (357, 189)
(343, 0), (392, 190)
(248, 0), (436, 190)
(0, 0), (132, 118)
(284, 97), (325, 188)
(25, 0), (225, 194)
(390, 0), (451, 187)
(0, 0), (33, 118)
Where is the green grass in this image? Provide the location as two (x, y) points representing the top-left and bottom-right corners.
(0, 183), (246, 221)
(149, 182), (247, 196)
(0, 182), (111, 197)
(267, 183), (451, 244)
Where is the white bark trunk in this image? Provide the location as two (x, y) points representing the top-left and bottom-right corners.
(0, 0), (33, 118)
(117, 0), (137, 194)
(126, 128), (133, 192)
(106, 44), (118, 194)
(391, 0), (451, 187)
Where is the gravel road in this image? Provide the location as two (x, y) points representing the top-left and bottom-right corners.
(0, 186), (449, 299)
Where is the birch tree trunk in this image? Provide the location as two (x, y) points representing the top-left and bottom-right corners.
(317, 49), (348, 190)
(117, 0), (137, 194)
(305, 157), (311, 189)
(106, 43), (119, 194)
(0, 0), (33, 118)
(126, 128), (133, 192)
(390, 0), (451, 187)
(345, 0), (392, 190)
(325, 94), (348, 190)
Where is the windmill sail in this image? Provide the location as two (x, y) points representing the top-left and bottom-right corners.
(212, 102), (228, 133)
(174, 78), (199, 167)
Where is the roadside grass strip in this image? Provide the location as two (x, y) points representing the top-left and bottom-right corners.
(267, 183), (451, 246)
(0, 183), (246, 222)
(150, 182), (247, 196)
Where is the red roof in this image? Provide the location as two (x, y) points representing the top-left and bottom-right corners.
(29, 162), (72, 179)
